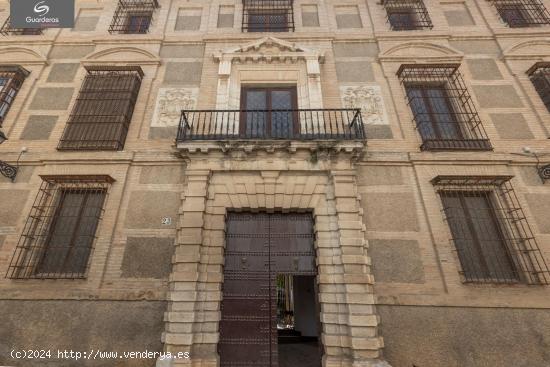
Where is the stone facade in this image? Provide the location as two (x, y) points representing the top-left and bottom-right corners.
(0, 0), (549, 367)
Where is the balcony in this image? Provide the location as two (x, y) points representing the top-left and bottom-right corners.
(176, 109), (365, 143)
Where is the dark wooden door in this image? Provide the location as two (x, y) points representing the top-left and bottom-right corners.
(240, 87), (298, 139)
(219, 212), (316, 367)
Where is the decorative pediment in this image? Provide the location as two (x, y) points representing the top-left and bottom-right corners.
(503, 40), (550, 59)
(380, 41), (463, 62)
(213, 36), (324, 76)
(222, 36), (307, 54)
(83, 46), (160, 65)
(0, 47), (47, 65)
(213, 36), (326, 110)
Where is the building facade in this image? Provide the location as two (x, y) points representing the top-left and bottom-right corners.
(1, 0), (550, 366)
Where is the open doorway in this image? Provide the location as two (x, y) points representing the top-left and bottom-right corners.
(277, 274), (322, 367)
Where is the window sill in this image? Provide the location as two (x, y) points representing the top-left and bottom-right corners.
(421, 139), (493, 151)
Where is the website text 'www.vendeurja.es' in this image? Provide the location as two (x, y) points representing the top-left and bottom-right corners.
(9, 349), (190, 361)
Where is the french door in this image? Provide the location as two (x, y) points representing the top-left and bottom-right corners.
(240, 87), (298, 139)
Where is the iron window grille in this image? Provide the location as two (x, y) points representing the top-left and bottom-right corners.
(489, 0), (550, 27)
(58, 66), (143, 151)
(6, 175), (114, 280)
(109, 0), (159, 34)
(398, 64), (492, 151)
(0, 16), (42, 36)
(527, 62), (550, 112)
(382, 0), (433, 30)
(242, 0), (295, 32)
(433, 176), (550, 285)
(0, 65), (29, 127)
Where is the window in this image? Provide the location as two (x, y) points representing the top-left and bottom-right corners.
(383, 0), (433, 30)
(6, 175), (113, 279)
(0, 16), (42, 36)
(398, 64), (492, 151)
(0, 65), (29, 127)
(126, 14), (151, 33)
(433, 176), (550, 285)
(109, 0), (159, 34)
(489, 0), (550, 27)
(527, 62), (550, 112)
(242, 0), (295, 32)
(58, 66), (143, 151)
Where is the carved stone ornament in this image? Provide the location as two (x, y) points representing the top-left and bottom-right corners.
(214, 36), (324, 77)
(0, 160), (18, 182)
(152, 88), (198, 127)
(539, 164), (550, 181)
(340, 85), (388, 125)
(213, 37), (325, 109)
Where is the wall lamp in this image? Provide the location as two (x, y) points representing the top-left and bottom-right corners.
(0, 130), (26, 182)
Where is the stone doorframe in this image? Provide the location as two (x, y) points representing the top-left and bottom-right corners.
(159, 143), (390, 367)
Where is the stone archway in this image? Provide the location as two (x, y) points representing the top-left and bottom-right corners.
(158, 145), (390, 367)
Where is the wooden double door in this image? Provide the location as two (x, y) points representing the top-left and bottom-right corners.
(241, 87), (299, 139)
(219, 212), (317, 367)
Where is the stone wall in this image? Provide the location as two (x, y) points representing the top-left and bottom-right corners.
(357, 162), (550, 308)
(0, 300), (166, 367)
(378, 305), (550, 367)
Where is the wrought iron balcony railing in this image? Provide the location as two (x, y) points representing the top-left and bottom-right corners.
(176, 109), (365, 142)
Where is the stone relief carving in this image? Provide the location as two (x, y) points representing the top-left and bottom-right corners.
(340, 85), (388, 125)
(152, 88), (198, 127)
